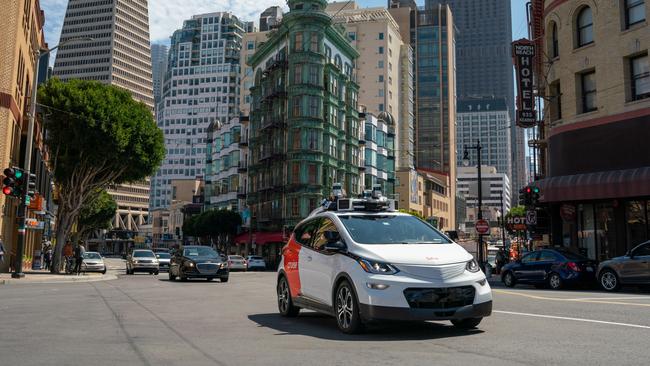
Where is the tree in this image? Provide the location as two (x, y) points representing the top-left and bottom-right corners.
(76, 189), (117, 240)
(189, 209), (242, 250)
(39, 79), (164, 272)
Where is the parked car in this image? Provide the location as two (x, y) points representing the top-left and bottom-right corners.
(81, 252), (107, 274)
(169, 245), (229, 282)
(501, 248), (597, 290)
(597, 240), (650, 291)
(246, 255), (266, 271)
(156, 252), (171, 272)
(126, 249), (159, 275)
(227, 255), (247, 271)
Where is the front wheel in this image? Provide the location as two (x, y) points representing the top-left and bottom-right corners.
(277, 276), (299, 317)
(335, 281), (363, 334)
(599, 269), (620, 292)
(502, 272), (516, 287)
(168, 271), (176, 281)
(220, 277), (229, 283)
(548, 272), (563, 290)
(451, 317), (483, 329)
(102, 267), (107, 275)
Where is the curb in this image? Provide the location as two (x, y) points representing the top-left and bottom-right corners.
(0, 273), (118, 285)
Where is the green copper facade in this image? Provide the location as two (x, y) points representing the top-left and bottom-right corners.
(247, 0), (361, 230)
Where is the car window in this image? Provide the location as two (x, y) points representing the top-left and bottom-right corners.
(539, 251), (560, 262)
(294, 219), (320, 247)
(312, 218), (338, 251)
(229, 255), (244, 260)
(133, 251), (154, 258)
(338, 215), (451, 244)
(632, 244), (650, 257)
(83, 252), (101, 259)
(183, 247), (218, 257)
(521, 252), (538, 264)
(156, 253), (170, 259)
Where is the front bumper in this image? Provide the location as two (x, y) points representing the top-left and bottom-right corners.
(82, 263), (106, 272)
(131, 263), (159, 272)
(360, 300), (493, 321)
(183, 266), (229, 278)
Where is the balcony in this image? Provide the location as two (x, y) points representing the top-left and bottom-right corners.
(237, 187), (247, 199)
(260, 117), (287, 131)
(237, 163), (248, 173)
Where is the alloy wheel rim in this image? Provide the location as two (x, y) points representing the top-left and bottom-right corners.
(278, 280), (289, 313)
(602, 272), (616, 290)
(337, 286), (353, 329)
(550, 275), (560, 288)
(505, 273), (513, 285)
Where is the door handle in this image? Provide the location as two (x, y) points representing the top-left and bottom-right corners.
(306, 256), (312, 262)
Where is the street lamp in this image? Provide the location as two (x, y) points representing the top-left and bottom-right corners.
(12, 37), (93, 279)
(463, 140), (485, 271)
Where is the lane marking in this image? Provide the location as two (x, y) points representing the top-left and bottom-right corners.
(494, 289), (650, 307)
(494, 310), (650, 330)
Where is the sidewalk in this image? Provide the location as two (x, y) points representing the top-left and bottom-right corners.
(0, 269), (117, 285)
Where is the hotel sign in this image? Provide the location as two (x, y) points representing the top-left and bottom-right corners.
(512, 39), (537, 128)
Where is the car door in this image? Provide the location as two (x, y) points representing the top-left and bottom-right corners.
(514, 252), (540, 283)
(306, 218), (340, 306)
(534, 250), (561, 283)
(296, 218), (321, 300)
(621, 243), (650, 283)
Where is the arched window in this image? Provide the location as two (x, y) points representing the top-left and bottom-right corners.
(576, 7), (593, 47)
(550, 22), (559, 58)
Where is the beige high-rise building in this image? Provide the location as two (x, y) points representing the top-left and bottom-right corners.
(53, 0), (154, 110)
(327, 1), (414, 170)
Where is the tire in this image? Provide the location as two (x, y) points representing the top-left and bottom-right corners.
(154, 271), (159, 276)
(102, 267), (107, 275)
(220, 277), (229, 283)
(334, 281), (363, 334)
(548, 272), (563, 290)
(599, 269), (620, 292)
(180, 271), (187, 282)
(168, 271), (176, 281)
(502, 271), (516, 287)
(206, 277), (213, 281)
(451, 317), (483, 329)
(277, 276), (299, 317)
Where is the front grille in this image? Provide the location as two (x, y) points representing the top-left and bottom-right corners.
(404, 286), (475, 310)
(196, 263), (219, 274)
(137, 260), (153, 263)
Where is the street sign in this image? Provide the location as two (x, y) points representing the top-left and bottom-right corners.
(475, 219), (490, 235)
(526, 210), (538, 225)
(512, 39), (537, 128)
(506, 216), (527, 231)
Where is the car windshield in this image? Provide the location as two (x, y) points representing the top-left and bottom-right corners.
(229, 256), (244, 260)
(156, 253), (171, 259)
(338, 215), (452, 245)
(133, 251), (154, 258)
(83, 252), (101, 259)
(183, 247), (218, 257)
(249, 256), (263, 260)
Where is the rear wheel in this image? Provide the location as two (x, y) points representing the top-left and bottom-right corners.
(335, 281), (363, 334)
(277, 276), (299, 317)
(451, 317), (483, 329)
(599, 269), (620, 292)
(220, 277), (229, 283)
(548, 273), (563, 290)
(502, 272), (516, 287)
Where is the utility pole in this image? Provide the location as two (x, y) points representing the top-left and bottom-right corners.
(463, 140), (484, 269)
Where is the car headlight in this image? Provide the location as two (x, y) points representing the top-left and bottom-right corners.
(358, 258), (399, 275)
(466, 259), (480, 273)
(133, 260), (139, 264)
(219, 262), (225, 269)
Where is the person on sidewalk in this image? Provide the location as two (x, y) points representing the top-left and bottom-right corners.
(495, 249), (506, 275)
(0, 237), (6, 269)
(44, 244), (52, 271)
(63, 241), (74, 274)
(73, 242), (86, 275)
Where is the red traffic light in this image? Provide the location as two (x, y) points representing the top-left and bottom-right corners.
(3, 186), (12, 195)
(525, 187), (532, 193)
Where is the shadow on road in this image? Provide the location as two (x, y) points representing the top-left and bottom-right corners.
(248, 312), (483, 341)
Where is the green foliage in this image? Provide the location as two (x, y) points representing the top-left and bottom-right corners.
(182, 215), (198, 237)
(507, 205), (527, 218)
(399, 209), (426, 221)
(38, 78), (165, 184)
(190, 209), (242, 240)
(78, 189), (117, 232)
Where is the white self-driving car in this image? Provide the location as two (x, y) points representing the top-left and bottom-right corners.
(276, 189), (492, 334)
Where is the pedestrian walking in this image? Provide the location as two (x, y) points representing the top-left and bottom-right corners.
(44, 244), (52, 271)
(73, 241), (86, 275)
(495, 249), (506, 275)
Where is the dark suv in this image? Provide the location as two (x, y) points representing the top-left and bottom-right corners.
(168, 245), (229, 282)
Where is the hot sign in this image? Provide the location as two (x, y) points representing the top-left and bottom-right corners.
(512, 39), (537, 128)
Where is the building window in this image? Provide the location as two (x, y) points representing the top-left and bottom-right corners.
(378, 60), (384, 68)
(348, 32), (356, 41)
(292, 96), (302, 117)
(307, 129), (319, 150)
(310, 33), (319, 52)
(309, 96), (319, 117)
(247, 41), (255, 50)
(550, 81), (562, 121)
(631, 54), (650, 100)
(309, 65), (319, 85)
(293, 129), (301, 150)
(295, 32), (303, 52)
(378, 75), (384, 82)
(378, 32), (384, 40)
(291, 162), (300, 183)
(625, 0), (646, 28)
(378, 46), (384, 54)
(580, 71), (597, 113)
(550, 22), (559, 58)
(293, 64), (302, 84)
(308, 164), (317, 184)
(378, 89), (384, 97)
(576, 7), (594, 47)
(378, 103), (384, 111)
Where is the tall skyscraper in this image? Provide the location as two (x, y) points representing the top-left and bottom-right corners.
(456, 98), (512, 179)
(53, 0), (154, 110)
(151, 44), (169, 108)
(423, 0), (526, 194)
(259, 6), (283, 31)
(151, 12), (245, 210)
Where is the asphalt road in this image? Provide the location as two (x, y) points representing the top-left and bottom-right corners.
(1, 269), (649, 366)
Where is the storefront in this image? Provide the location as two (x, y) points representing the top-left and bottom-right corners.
(232, 231), (285, 269)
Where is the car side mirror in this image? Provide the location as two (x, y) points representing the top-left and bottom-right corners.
(324, 240), (346, 252)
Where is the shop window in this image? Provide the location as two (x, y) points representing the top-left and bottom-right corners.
(630, 54), (650, 101)
(578, 204), (596, 259)
(626, 201), (648, 249)
(576, 6), (594, 47)
(596, 203), (616, 261)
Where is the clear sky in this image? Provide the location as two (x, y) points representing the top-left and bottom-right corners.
(41, 0), (530, 50)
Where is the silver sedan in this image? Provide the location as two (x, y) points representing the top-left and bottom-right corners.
(81, 252), (107, 274)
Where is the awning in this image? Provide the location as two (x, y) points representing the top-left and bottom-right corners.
(537, 167), (650, 203)
(233, 231), (285, 245)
